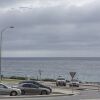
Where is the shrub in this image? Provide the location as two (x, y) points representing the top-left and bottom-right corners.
(42, 78), (56, 82)
(9, 76), (26, 80)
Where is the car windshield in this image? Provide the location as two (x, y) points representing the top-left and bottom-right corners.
(57, 78), (65, 80)
(0, 84), (9, 89)
(72, 80), (78, 82)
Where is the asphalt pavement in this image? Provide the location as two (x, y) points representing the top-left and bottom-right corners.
(0, 90), (100, 100)
(1, 82), (100, 100)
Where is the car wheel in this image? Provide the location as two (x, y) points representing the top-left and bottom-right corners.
(63, 83), (66, 86)
(69, 85), (72, 87)
(41, 90), (47, 95)
(10, 91), (17, 96)
(56, 84), (58, 86)
(21, 90), (25, 95)
(56, 82), (58, 86)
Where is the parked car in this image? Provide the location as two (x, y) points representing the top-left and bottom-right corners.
(56, 77), (66, 86)
(17, 83), (51, 95)
(0, 83), (21, 96)
(19, 80), (52, 93)
(69, 80), (79, 87)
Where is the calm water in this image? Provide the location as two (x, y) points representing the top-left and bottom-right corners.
(1, 57), (100, 82)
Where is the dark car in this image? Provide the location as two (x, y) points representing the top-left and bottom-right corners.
(17, 83), (51, 95)
(19, 80), (52, 93)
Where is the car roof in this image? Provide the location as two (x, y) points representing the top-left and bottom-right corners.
(19, 80), (38, 84)
(20, 83), (38, 86)
(0, 83), (7, 86)
(19, 80), (50, 88)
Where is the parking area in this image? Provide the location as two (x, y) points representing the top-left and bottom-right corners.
(0, 80), (100, 99)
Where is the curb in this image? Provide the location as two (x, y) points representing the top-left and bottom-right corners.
(0, 93), (75, 99)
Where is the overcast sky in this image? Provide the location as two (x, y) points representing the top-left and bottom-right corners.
(0, 0), (100, 57)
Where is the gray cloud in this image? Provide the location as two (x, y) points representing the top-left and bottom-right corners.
(0, 0), (16, 6)
(0, 0), (100, 57)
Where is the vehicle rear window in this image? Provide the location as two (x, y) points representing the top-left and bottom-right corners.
(57, 78), (65, 80)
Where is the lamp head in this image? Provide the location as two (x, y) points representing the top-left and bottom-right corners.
(10, 26), (14, 28)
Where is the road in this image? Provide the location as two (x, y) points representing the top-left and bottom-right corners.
(1, 90), (100, 100)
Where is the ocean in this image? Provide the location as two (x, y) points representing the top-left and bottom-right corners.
(1, 57), (100, 82)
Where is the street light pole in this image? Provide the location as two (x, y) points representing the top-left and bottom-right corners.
(0, 26), (14, 82)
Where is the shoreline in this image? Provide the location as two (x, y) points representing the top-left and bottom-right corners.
(1, 76), (100, 85)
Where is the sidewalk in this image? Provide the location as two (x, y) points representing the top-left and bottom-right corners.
(80, 99), (100, 100)
(52, 88), (79, 95)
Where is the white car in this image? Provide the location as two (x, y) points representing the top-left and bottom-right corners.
(56, 77), (66, 86)
(69, 80), (79, 87)
(0, 83), (21, 96)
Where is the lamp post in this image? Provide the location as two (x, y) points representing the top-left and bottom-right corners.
(0, 26), (14, 82)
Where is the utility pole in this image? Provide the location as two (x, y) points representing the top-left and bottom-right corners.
(0, 26), (14, 82)
(38, 69), (43, 81)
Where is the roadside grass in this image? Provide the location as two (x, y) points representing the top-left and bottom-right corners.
(1, 78), (23, 84)
(0, 76), (56, 84)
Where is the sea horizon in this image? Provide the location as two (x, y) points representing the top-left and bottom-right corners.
(1, 57), (100, 82)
